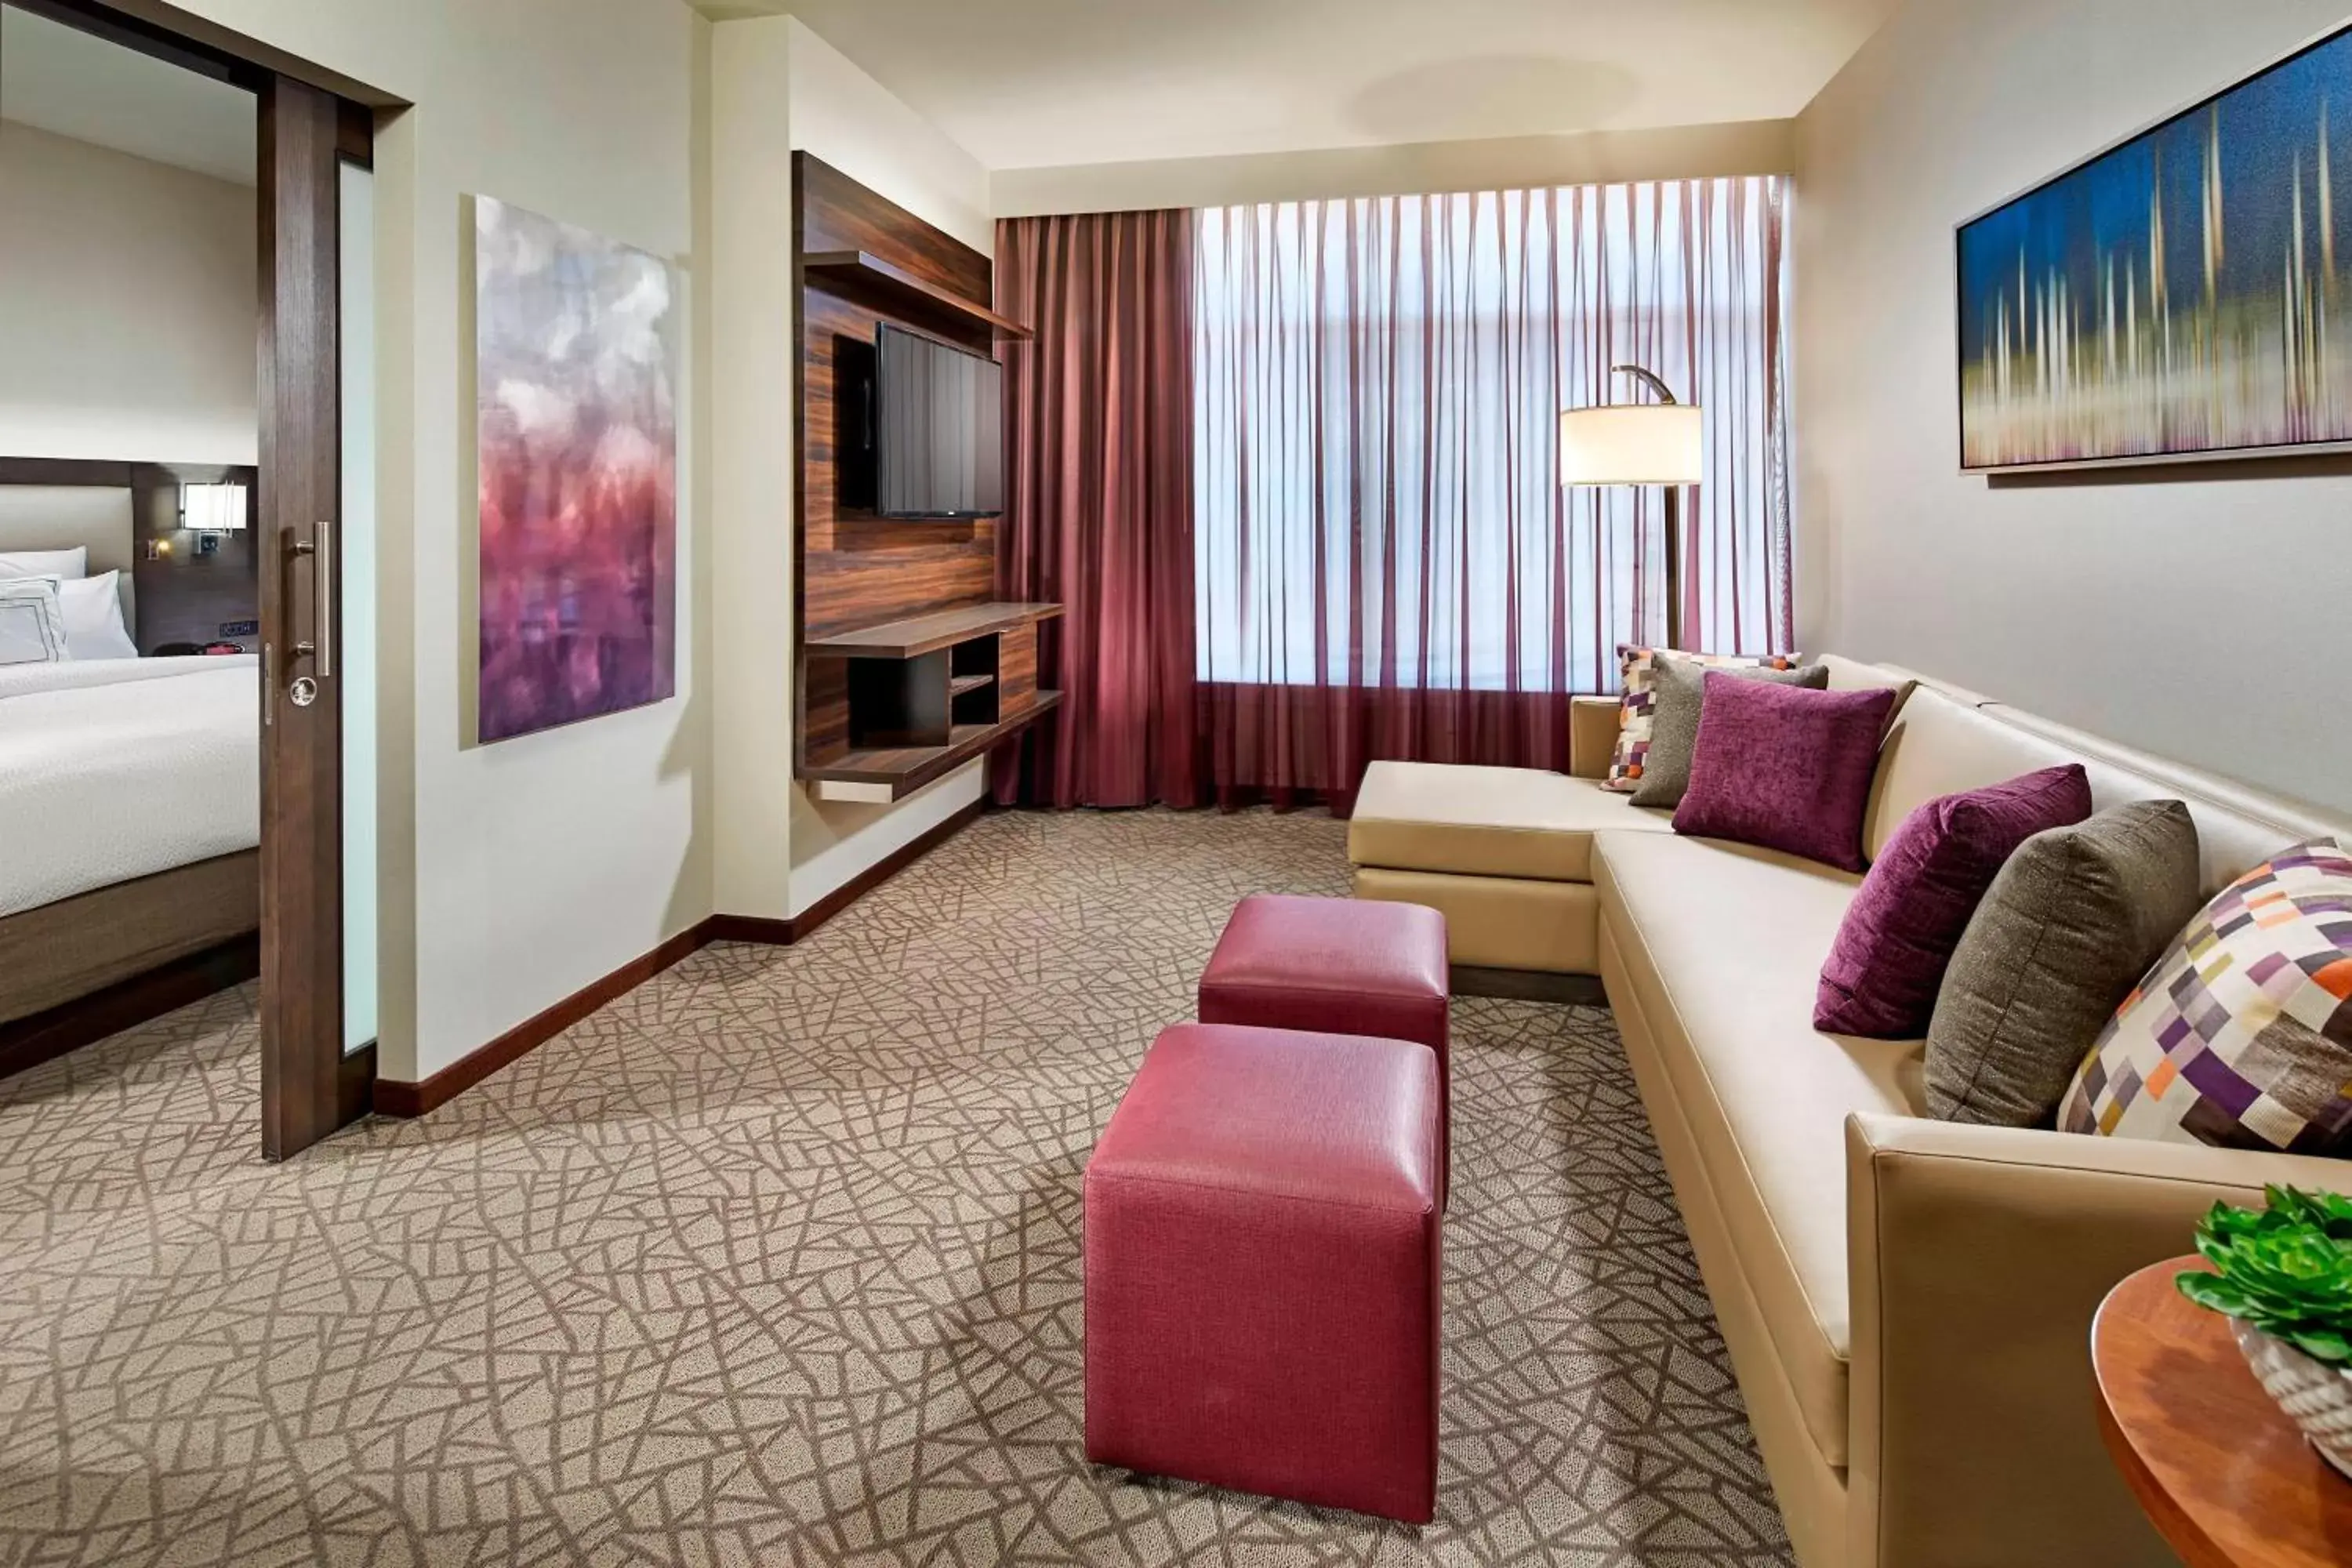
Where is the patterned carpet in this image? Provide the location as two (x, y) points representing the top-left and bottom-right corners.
(0, 808), (1791, 1566)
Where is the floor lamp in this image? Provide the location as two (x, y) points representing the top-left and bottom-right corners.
(1560, 366), (1704, 652)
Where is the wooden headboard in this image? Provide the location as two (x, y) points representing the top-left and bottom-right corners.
(0, 456), (260, 652)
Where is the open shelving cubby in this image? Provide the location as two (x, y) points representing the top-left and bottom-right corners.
(800, 602), (1065, 802)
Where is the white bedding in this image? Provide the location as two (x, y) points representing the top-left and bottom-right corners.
(0, 656), (260, 918)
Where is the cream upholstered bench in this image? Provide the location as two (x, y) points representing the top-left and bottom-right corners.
(1345, 657), (1912, 978)
(1348, 747), (1668, 976)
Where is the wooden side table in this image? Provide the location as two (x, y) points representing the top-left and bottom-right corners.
(2091, 1258), (2352, 1568)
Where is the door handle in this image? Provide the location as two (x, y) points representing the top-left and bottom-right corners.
(288, 520), (332, 681)
(314, 518), (332, 681)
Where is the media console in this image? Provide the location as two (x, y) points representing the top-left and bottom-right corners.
(790, 154), (1058, 804)
(800, 601), (1063, 802)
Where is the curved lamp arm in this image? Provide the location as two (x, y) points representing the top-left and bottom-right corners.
(1611, 364), (1680, 405)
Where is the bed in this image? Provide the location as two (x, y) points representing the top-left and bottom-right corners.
(0, 460), (260, 1051)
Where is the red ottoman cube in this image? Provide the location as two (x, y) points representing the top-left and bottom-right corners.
(1084, 1023), (1443, 1523)
(1199, 894), (1450, 1196)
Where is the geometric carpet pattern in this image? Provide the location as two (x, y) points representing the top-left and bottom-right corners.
(0, 808), (1792, 1566)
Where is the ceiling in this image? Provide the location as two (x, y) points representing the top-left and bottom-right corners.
(1, 3), (255, 186)
(746, 0), (1895, 170)
(2, 1), (1892, 188)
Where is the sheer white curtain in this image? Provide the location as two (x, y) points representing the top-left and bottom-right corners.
(1192, 178), (1791, 697)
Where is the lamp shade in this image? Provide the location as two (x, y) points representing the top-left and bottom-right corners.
(1559, 404), (1703, 485)
(183, 481), (249, 532)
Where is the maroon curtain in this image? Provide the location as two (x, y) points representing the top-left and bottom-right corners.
(993, 210), (1202, 808)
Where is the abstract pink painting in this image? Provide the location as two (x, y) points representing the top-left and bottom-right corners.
(476, 197), (677, 743)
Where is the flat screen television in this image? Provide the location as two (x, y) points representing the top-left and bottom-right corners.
(873, 322), (1004, 519)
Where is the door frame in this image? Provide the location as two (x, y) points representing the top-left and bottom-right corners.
(10, 0), (397, 1160)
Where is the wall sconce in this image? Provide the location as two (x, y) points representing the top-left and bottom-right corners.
(181, 481), (249, 535)
(180, 481), (248, 558)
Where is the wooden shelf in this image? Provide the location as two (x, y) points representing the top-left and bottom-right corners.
(802, 249), (1033, 341)
(949, 672), (996, 695)
(804, 601), (1062, 659)
(804, 692), (1062, 800)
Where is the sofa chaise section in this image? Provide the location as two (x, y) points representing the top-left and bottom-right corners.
(1349, 760), (1671, 972)
(1348, 656), (1915, 975)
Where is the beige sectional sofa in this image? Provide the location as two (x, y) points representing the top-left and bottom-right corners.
(1348, 659), (2352, 1568)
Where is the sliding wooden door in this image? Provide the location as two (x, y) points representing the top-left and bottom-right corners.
(256, 74), (356, 1160)
(13, 0), (390, 1159)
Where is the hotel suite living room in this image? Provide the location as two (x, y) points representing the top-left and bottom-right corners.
(5, 2), (2352, 1565)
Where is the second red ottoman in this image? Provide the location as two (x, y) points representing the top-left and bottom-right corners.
(1200, 894), (1450, 1194)
(1084, 1023), (1443, 1523)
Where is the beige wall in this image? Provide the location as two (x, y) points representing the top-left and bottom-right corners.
(993, 118), (1795, 216)
(1793, 0), (2352, 815)
(708, 16), (797, 924)
(710, 15), (993, 925)
(0, 121), (256, 463)
(172, 0), (706, 1082)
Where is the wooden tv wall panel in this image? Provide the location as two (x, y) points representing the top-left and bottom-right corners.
(793, 153), (1054, 802)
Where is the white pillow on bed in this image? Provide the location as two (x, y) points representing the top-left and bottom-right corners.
(58, 571), (140, 660)
(0, 577), (70, 666)
(0, 546), (87, 581)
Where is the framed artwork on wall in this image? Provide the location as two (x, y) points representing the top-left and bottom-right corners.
(474, 197), (677, 742)
(1958, 21), (2352, 472)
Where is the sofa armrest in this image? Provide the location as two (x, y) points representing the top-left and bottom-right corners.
(1843, 1112), (2344, 1568)
(1569, 695), (1619, 781)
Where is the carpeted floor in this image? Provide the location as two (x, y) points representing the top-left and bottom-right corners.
(0, 808), (1791, 1566)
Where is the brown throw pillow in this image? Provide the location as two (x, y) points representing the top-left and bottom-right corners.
(1628, 655), (1828, 809)
(1925, 800), (2201, 1127)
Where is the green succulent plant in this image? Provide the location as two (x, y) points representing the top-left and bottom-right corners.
(2177, 1185), (2352, 1367)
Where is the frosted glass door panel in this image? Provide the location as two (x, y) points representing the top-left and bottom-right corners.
(339, 157), (378, 1056)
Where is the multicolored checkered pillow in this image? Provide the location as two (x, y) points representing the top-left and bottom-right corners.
(2058, 836), (2352, 1153)
(1603, 644), (1802, 793)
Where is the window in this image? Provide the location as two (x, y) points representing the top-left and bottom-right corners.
(1192, 179), (1791, 692)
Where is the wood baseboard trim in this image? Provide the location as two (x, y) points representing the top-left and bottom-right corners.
(375, 801), (989, 1116)
(703, 913), (794, 946)
(372, 923), (706, 1119)
(0, 935), (261, 1084)
(775, 798), (986, 946)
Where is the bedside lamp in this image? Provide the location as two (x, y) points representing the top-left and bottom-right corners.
(1561, 366), (1702, 651)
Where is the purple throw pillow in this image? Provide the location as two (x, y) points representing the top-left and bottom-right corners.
(1672, 675), (1897, 873)
(1816, 764), (2093, 1039)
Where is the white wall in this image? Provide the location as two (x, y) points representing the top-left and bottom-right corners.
(782, 20), (992, 917)
(1794, 0), (2352, 815)
(993, 118), (1795, 216)
(0, 121), (256, 463)
(172, 0), (706, 1083)
(788, 22), (991, 252)
(710, 15), (993, 924)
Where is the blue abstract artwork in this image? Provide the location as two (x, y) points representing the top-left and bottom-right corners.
(1959, 25), (2352, 469)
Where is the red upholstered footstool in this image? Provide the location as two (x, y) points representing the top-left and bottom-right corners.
(1200, 894), (1450, 1198)
(1084, 1023), (1443, 1523)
